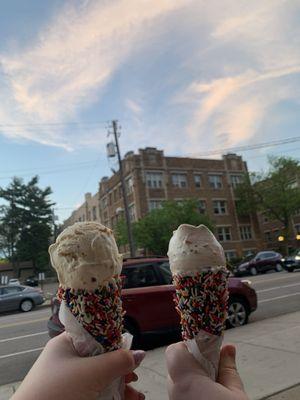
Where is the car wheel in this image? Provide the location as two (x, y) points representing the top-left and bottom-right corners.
(123, 319), (140, 349)
(275, 263), (282, 272)
(250, 266), (257, 276)
(287, 268), (295, 273)
(227, 297), (249, 328)
(20, 299), (33, 312)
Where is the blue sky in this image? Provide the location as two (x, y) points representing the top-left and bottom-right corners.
(0, 0), (300, 222)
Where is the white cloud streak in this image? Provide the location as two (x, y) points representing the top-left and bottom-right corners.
(0, 0), (187, 149)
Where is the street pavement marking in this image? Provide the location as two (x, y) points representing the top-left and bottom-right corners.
(257, 282), (300, 293)
(0, 331), (48, 343)
(0, 317), (48, 329)
(0, 347), (44, 360)
(252, 274), (300, 285)
(258, 292), (300, 303)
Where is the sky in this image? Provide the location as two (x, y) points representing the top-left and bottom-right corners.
(0, 0), (300, 222)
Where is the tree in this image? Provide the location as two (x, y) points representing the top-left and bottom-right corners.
(115, 199), (213, 255)
(0, 176), (54, 272)
(235, 156), (300, 247)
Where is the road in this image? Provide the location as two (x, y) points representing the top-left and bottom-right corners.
(0, 270), (300, 386)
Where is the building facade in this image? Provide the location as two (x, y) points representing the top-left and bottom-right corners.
(63, 192), (100, 229)
(98, 147), (262, 260)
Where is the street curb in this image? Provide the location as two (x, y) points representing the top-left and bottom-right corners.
(259, 383), (300, 400)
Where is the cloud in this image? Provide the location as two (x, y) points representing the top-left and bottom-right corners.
(125, 99), (142, 116)
(0, 0), (299, 155)
(176, 0), (300, 153)
(0, 0), (187, 149)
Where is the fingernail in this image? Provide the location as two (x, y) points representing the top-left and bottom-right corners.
(227, 345), (236, 359)
(139, 393), (145, 400)
(132, 350), (146, 367)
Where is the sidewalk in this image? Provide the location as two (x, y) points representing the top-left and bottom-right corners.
(1, 311), (300, 400)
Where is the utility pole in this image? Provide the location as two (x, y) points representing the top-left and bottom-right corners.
(110, 120), (135, 257)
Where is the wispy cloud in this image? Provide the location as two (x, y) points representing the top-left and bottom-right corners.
(0, 0), (299, 154)
(0, 0), (187, 149)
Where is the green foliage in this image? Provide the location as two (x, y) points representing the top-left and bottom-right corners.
(235, 156), (300, 236)
(0, 176), (54, 271)
(115, 199), (213, 255)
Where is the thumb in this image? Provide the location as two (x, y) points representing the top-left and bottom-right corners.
(217, 345), (244, 392)
(78, 349), (145, 391)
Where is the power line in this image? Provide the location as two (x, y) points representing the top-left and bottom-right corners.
(0, 121), (108, 128)
(189, 136), (300, 157)
(0, 160), (98, 174)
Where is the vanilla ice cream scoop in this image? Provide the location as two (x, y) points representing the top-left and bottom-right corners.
(168, 224), (226, 275)
(49, 222), (122, 290)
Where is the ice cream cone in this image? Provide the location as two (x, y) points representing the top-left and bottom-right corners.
(168, 224), (229, 379)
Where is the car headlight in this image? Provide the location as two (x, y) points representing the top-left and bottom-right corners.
(295, 256), (300, 261)
(281, 258), (285, 262)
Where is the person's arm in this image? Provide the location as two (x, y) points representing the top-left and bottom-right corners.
(12, 332), (145, 400)
(166, 342), (248, 400)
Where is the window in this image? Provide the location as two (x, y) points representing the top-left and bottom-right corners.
(240, 225), (252, 240)
(113, 189), (118, 203)
(264, 231), (271, 242)
(129, 204), (135, 221)
(194, 174), (201, 188)
(243, 249), (256, 257)
(158, 262), (172, 284)
(101, 197), (108, 208)
(87, 210), (91, 221)
(109, 193), (112, 206)
(2, 286), (22, 294)
(295, 224), (300, 234)
(149, 200), (163, 211)
(119, 186), (123, 198)
(82, 214), (86, 222)
(230, 175), (243, 188)
(126, 176), (133, 194)
(217, 227), (231, 241)
(146, 172), (163, 188)
(209, 175), (222, 189)
(197, 200), (206, 214)
(92, 206), (97, 221)
(171, 173), (188, 188)
(213, 200), (227, 214)
(121, 265), (159, 288)
(225, 251), (237, 261)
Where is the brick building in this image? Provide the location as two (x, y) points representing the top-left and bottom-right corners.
(63, 192), (100, 229)
(98, 147), (262, 260)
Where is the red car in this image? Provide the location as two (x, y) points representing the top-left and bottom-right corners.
(48, 257), (257, 340)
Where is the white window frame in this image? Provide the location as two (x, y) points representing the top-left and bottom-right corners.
(129, 203), (136, 221)
(240, 225), (253, 240)
(171, 173), (188, 188)
(145, 171), (163, 188)
(213, 200), (227, 215)
(208, 175), (223, 189)
(217, 226), (231, 241)
(194, 174), (201, 188)
(126, 176), (134, 194)
(197, 199), (206, 214)
(230, 175), (243, 188)
(225, 250), (237, 261)
(148, 200), (163, 211)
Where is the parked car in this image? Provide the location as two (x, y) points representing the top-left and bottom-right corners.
(8, 278), (21, 286)
(281, 249), (300, 272)
(234, 251), (283, 276)
(25, 276), (39, 287)
(48, 257), (257, 340)
(0, 285), (45, 312)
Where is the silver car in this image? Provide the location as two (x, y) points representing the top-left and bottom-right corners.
(0, 285), (45, 313)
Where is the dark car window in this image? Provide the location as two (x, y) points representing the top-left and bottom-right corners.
(122, 264), (160, 288)
(158, 261), (173, 284)
(2, 286), (22, 294)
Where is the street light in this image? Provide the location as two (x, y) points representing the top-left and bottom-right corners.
(278, 235), (285, 242)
